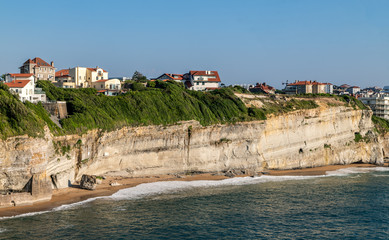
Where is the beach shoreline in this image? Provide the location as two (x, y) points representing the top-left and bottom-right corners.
(0, 163), (385, 218)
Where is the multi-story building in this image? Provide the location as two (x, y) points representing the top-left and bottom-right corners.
(19, 57), (56, 81)
(91, 79), (121, 96)
(359, 94), (389, 120)
(55, 69), (74, 88)
(285, 80), (329, 94)
(154, 70), (221, 91)
(4, 80), (46, 103)
(187, 71), (221, 91)
(346, 86), (361, 95)
(56, 67), (108, 88)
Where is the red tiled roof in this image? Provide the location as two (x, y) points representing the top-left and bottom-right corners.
(97, 90), (107, 93)
(251, 83), (275, 93)
(4, 80), (31, 88)
(24, 57), (53, 67)
(55, 69), (69, 77)
(95, 79), (109, 82)
(9, 73), (33, 77)
(288, 81), (312, 86)
(288, 81), (326, 86)
(189, 70), (221, 82)
(87, 68), (108, 72)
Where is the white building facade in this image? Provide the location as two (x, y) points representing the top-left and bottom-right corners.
(359, 94), (389, 120)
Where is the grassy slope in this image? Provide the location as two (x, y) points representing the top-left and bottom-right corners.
(0, 80), (367, 138)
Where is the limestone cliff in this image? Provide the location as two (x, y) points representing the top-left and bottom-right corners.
(0, 103), (385, 206)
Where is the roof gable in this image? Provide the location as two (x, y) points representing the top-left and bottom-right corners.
(5, 80), (31, 88)
(189, 70), (221, 82)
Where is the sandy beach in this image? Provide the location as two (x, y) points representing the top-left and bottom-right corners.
(0, 163), (385, 218)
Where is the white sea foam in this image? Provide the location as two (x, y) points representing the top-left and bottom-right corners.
(110, 175), (321, 200)
(326, 167), (389, 176)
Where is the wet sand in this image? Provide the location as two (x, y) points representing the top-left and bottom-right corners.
(0, 163), (385, 218)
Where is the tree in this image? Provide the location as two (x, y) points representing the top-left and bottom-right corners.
(0, 74), (6, 81)
(131, 71), (148, 82)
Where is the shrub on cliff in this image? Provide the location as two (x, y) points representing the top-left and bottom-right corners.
(0, 83), (50, 138)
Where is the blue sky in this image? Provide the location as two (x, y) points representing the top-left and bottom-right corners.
(1, 0), (388, 88)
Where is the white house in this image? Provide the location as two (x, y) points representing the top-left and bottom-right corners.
(346, 86), (361, 95)
(4, 80), (35, 102)
(187, 70), (221, 91)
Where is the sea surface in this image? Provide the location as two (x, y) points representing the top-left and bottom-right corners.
(0, 167), (389, 239)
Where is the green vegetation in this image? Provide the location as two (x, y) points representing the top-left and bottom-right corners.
(248, 98), (318, 120)
(36, 80), (260, 134)
(324, 143), (331, 149)
(0, 83), (53, 139)
(1, 80), (356, 139)
(354, 132), (363, 142)
(293, 93), (367, 110)
(372, 115), (389, 134)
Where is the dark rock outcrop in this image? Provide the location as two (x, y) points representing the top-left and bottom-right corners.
(80, 175), (97, 190)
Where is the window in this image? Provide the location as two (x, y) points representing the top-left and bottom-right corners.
(202, 82), (205, 85)
(79, 76), (81, 80)
(196, 82), (199, 85)
(96, 77), (98, 80)
(101, 84), (104, 88)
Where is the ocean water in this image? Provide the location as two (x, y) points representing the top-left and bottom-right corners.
(0, 167), (389, 239)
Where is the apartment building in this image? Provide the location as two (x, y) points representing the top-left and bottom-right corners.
(56, 66), (108, 88)
(359, 94), (389, 120)
(19, 57), (56, 81)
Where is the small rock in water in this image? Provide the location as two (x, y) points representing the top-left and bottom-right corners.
(80, 175), (97, 190)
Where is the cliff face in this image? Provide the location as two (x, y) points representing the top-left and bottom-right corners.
(0, 105), (385, 206)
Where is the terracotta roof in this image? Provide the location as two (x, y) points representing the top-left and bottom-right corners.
(288, 81), (313, 86)
(55, 69), (69, 77)
(251, 83), (275, 93)
(288, 81), (326, 86)
(95, 79), (109, 82)
(97, 90), (107, 93)
(189, 70), (221, 82)
(9, 73), (33, 77)
(24, 57), (53, 67)
(87, 68), (108, 73)
(5, 80), (31, 88)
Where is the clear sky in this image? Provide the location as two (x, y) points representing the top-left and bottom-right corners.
(1, 0), (388, 88)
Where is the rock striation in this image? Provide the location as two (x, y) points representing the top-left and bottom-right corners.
(0, 103), (386, 206)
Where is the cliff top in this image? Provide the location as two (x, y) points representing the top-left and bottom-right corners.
(0, 80), (374, 139)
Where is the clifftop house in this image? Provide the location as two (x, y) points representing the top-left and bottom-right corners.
(3, 74), (46, 103)
(154, 70), (221, 91)
(55, 66), (108, 88)
(19, 57), (56, 81)
(284, 80), (332, 94)
(249, 82), (275, 94)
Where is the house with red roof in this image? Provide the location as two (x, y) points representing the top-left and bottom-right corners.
(153, 70), (221, 91)
(285, 80), (330, 94)
(4, 80), (46, 102)
(154, 73), (184, 82)
(186, 70), (221, 91)
(91, 79), (121, 95)
(249, 82), (275, 94)
(5, 73), (35, 84)
(19, 57), (56, 81)
(55, 66), (109, 88)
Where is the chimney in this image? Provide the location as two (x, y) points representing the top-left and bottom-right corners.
(51, 61), (54, 67)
